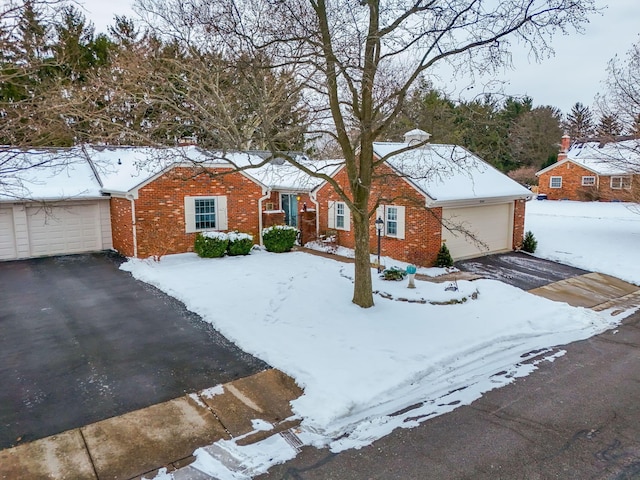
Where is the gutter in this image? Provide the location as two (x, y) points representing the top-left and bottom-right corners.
(428, 194), (533, 209)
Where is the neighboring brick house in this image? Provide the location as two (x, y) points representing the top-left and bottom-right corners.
(313, 130), (533, 265)
(536, 136), (640, 201)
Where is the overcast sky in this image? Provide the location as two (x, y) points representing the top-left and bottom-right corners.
(79, 0), (639, 115)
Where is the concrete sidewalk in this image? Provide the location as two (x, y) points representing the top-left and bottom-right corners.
(0, 369), (302, 480)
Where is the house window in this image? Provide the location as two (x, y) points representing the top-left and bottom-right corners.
(581, 176), (596, 186)
(195, 198), (216, 229)
(336, 202), (345, 229)
(386, 207), (398, 236)
(550, 176), (562, 188)
(611, 176), (631, 190)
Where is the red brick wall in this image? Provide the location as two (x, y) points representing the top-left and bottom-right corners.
(597, 175), (638, 202)
(299, 210), (317, 245)
(110, 197), (134, 257)
(315, 164), (443, 267)
(512, 199), (526, 249)
(132, 168), (263, 258)
(262, 211), (285, 228)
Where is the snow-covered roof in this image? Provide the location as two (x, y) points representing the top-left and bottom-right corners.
(247, 159), (342, 191)
(373, 142), (532, 205)
(0, 148), (103, 202)
(537, 139), (640, 176)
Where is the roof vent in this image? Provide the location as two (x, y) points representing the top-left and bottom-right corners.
(403, 129), (431, 146)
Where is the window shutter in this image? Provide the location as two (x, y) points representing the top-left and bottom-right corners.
(328, 201), (336, 229)
(343, 203), (351, 231)
(376, 205), (385, 236)
(184, 196), (196, 233)
(396, 206), (405, 240)
(216, 196), (228, 230)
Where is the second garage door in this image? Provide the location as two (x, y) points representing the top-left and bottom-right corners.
(0, 208), (17, 260)
(442, 203), (513, 260)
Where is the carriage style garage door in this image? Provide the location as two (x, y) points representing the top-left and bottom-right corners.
(441, 203), (513, 260)
(0, 201), (112, 260)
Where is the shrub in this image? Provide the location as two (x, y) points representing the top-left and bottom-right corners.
(227, 231), (254, 256)
(522, 230), (538, 253)
(262, 225), (299, 253)
(380, 266), (407, 281)
(436, 243), (454, 267)
(194, 232), (229, 258)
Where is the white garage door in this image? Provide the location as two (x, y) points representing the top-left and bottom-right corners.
(27, 204), (102, 257)
(442, 203), (513, 260)
(0, 208), (17, 260)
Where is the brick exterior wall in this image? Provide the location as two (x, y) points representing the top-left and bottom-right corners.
(110, 197), (135, 257)
(512, 199), (526, 249)
(538, 161), (638, 201)
(299, 210), (317, 245)
(262, 211), (285, 228)
(315, 164), (444, 267)
(129, 167), (263, 258)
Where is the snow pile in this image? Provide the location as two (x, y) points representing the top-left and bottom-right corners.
(526, 200), (640, 285)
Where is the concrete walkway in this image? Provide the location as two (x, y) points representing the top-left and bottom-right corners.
(0, 369), (302, 480)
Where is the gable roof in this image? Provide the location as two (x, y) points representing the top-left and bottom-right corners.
(536, 139), (640, 176)
(372, 141), (532, 206)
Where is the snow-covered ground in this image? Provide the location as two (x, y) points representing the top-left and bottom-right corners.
(526, 200), (640, 285)
(124, 199), (640, 478)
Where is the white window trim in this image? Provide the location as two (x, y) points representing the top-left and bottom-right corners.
(184, 196), (228, 233)
(376, 204), (405, 240)
(581, 176), (596, 186)
(327, 200), (350, 231)
(610, 175), (632, 190)
(550, 176), (562, 189)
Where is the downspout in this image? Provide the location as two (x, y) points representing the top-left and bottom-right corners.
(257, 188), (272, 246)
(309, 189), (320, 239)
(126, 194), (138, 258)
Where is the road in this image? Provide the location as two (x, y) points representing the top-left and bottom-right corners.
(259, 309), (640, 479)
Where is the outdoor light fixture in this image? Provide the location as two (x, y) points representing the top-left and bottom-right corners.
(375, 217), (384, 273)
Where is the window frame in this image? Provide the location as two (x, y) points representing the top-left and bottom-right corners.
(549, 176), (562, 189)
(184, 195), (228, 233)
(385, 206), (398, 237)
(610, 176), (632, 190)
(335, 202), (345, 229)
(194, 197), (217, 230)
(581, 176), (596, 186)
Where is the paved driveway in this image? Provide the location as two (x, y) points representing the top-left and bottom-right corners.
(0, 252), (267, 450)
(455, 251), (589, 290)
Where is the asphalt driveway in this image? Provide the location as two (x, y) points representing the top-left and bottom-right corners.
(0, 252), (267, 450)
(455, 251), (589, 290)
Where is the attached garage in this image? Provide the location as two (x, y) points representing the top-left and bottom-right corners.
(442, 203), (514, 260)
(0, 201), (112, 261)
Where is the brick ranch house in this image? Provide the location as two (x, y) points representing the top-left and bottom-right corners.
(536, 135), (640, 201)
(0, 146), (325, 261)
(313, 130), (533, 265)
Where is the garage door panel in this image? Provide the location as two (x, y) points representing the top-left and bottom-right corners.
(0, 208), (17, 260)
(442, 204), (512, 260)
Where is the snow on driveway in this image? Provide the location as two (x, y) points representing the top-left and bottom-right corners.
(122, 247), (628, 468)
(526, 200), (640, 285)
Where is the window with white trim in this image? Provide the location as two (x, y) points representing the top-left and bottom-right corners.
(581, 176), (596, 186)
(184, 196), (228, 233)
(386, 207), (398, 236)
(550, 176), (562, 188)
(376, 204), (406, 239)
(611, 176), (631, 190)
(328, 201), (350, 231)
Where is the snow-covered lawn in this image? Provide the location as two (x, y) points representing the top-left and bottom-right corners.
(123, 244), (635, 477)
(526, 200), (640, 285)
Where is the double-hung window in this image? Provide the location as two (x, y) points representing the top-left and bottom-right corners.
(184, 196), (228, 233)
(328, 201), (350, 231)
(336, 202), (345, 229)
(550, 176), (562, 189)
(611, 176), (631, 190)
(377, 204), (405, 239)
(581, 176), (596, 186)
(386, 207), (398, 236)
(195, 198), (216, 230)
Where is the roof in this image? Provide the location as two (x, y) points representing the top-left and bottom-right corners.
(1, 146), (331, 201)
(372, 142), (532, 205)
(537, 139), (640, 176)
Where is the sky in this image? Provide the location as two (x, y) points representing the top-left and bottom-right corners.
(78, 0), (639, 115)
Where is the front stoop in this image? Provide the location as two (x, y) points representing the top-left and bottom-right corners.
(0, 369), (303, 480)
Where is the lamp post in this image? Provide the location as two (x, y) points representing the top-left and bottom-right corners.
(375, 217), (384, 273)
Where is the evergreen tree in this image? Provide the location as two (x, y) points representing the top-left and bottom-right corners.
(596, 114), (623, 138)
(564, 102), (594, 139)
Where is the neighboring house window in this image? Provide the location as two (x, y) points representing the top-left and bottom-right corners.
(376, 205), (406, 240)
(581, 176), (596, 186)
(184, 196), (228, 233)
(195, 198), (216, 229)
(328, 201), (350, 231)
(550, 176), (562, 188)
(611, 176), (632, 190)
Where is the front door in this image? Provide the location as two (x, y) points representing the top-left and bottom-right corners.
(281, 193), (298, 227)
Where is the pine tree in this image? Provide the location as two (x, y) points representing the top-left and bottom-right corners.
(596, 114), (623, 138)
(564, 102), (595, 139)
(436, 243), (454, 268)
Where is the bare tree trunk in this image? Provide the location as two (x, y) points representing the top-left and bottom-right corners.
(351, 205), (374, 308)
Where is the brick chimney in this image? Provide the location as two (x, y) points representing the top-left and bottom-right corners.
(558, 135), (570, 161)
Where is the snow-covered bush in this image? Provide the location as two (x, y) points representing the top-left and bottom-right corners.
(262, 225), (299, 253)
(380, 266), (407, 281)
(227, 231), (254, 256)
(194, 232), (229, 258)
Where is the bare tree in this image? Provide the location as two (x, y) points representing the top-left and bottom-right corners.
(124, 0), (597, 307)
